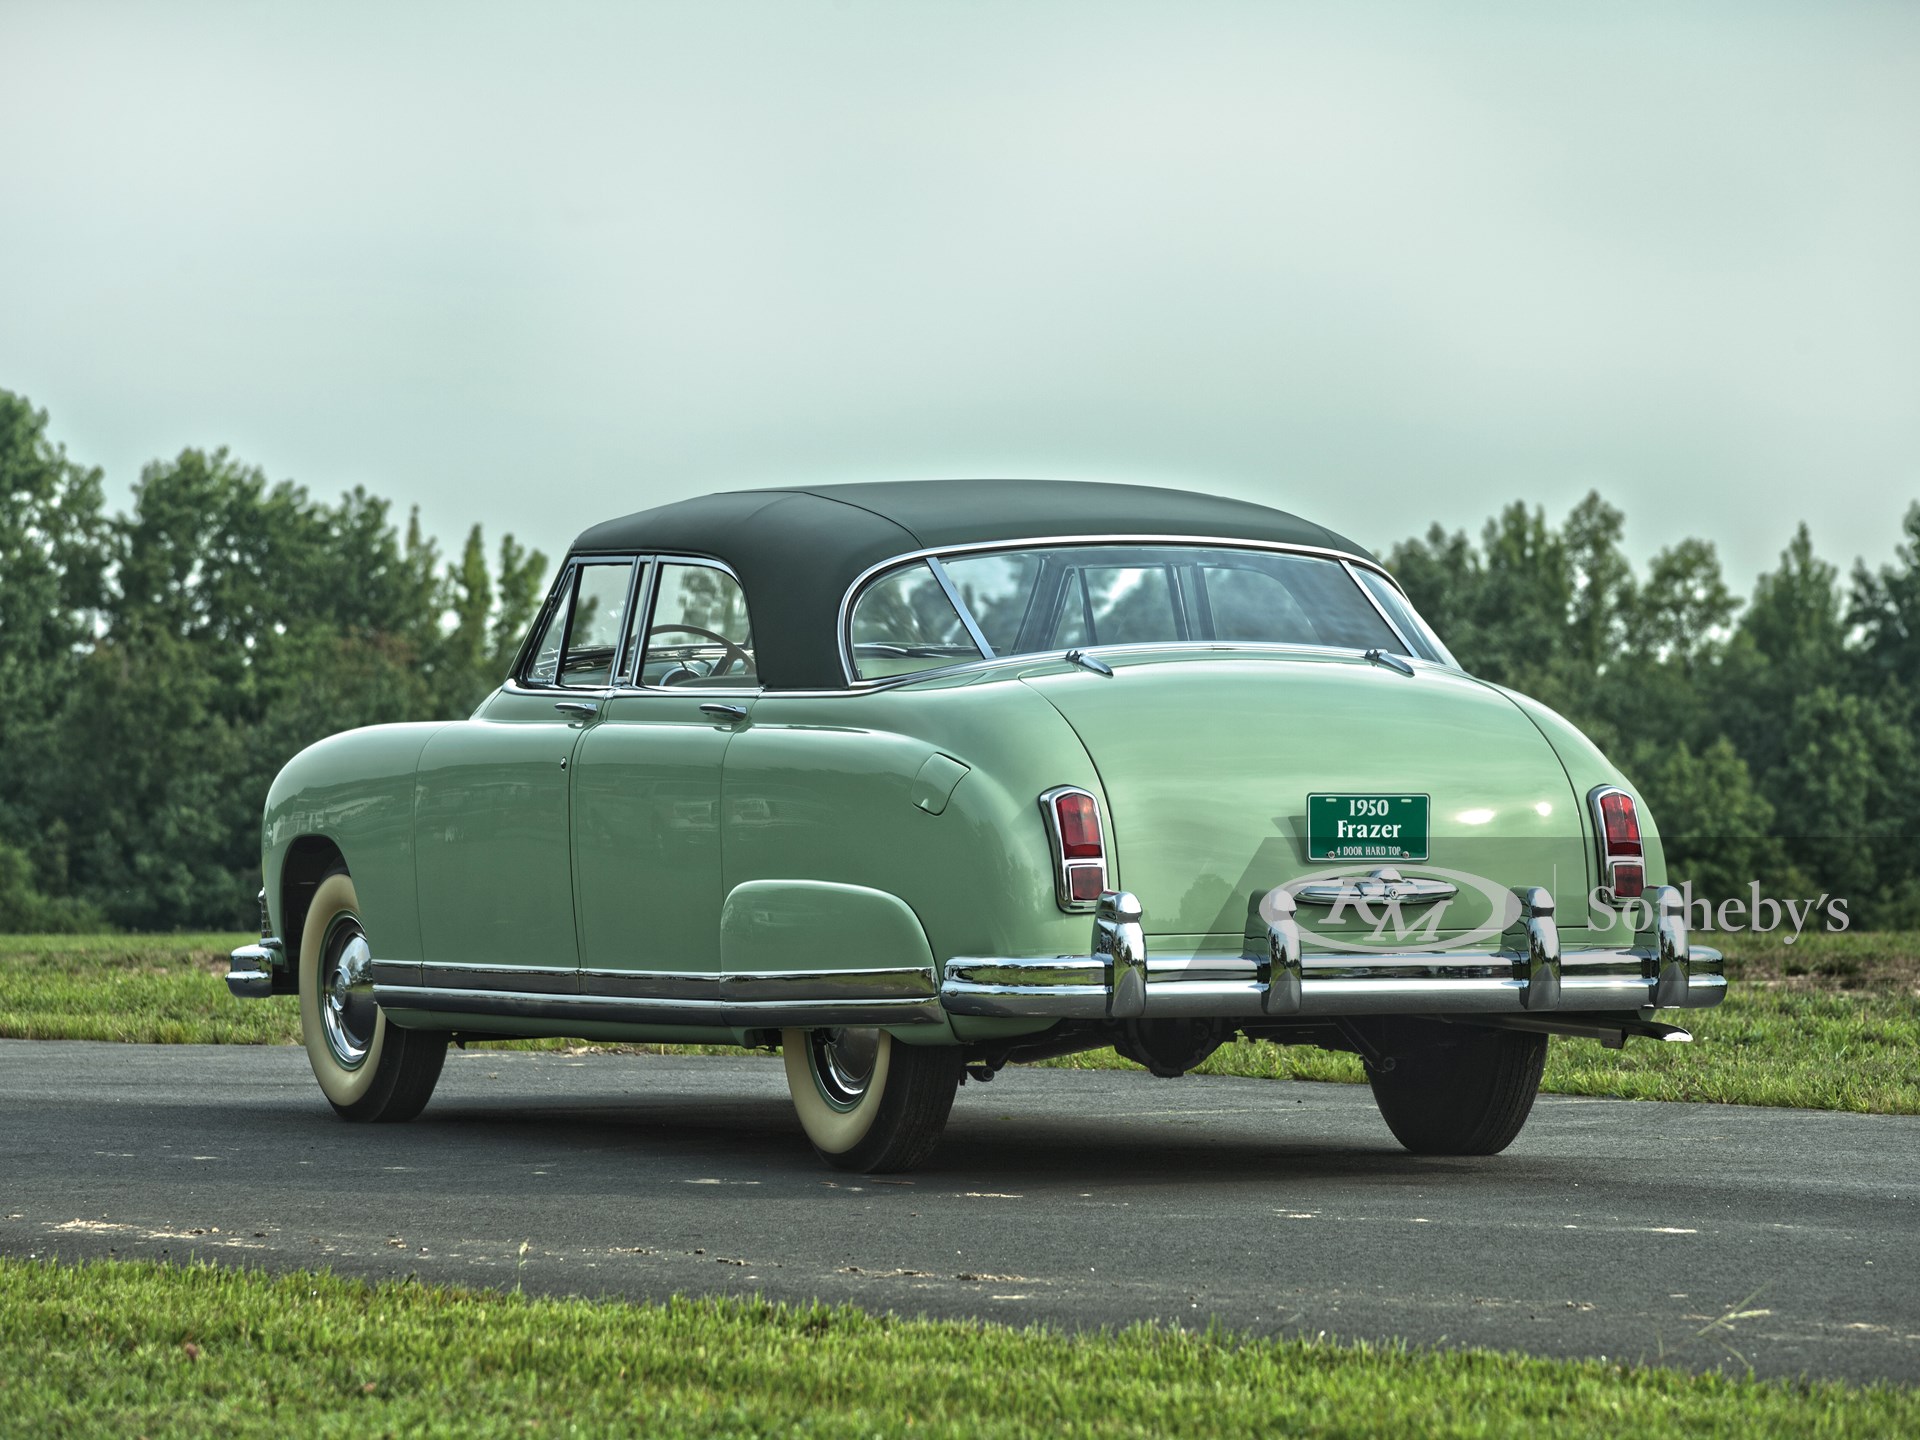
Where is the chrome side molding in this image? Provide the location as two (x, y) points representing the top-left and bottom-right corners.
(365, 961), (942, 1030)
(373, 986), (943, 1030)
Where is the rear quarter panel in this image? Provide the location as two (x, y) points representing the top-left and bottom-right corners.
(1494, 686), (1668, 937)
(721, 672), (1099, 965)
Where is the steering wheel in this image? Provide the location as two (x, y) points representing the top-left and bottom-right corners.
(646, 623), (752, 680)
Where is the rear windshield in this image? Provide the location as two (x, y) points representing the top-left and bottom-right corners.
(849, 544), (1446, 679)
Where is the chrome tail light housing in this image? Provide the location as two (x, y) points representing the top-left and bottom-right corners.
(1590, 786), (1645, 900)
(1039, 785), (1108, 912)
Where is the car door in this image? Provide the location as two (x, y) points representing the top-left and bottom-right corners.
(571, 558), (758, 1007)
(413, 557), (641, 992)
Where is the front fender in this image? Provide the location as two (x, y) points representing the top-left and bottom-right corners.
(263, 721), (449, 961)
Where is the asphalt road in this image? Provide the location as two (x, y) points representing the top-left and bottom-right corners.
(3, 1040), (1917, 1384)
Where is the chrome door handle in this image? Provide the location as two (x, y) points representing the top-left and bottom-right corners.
(699, 702), (749, 724)
(554, 700), (600, 721)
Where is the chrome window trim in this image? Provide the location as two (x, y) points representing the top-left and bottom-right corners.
(1340, 559), (1419, 656)
(513, 555), (645, 692)
(1347, 562), (1460, 669)
(836, 534), (1454, 687)
(925, 555), (996, 658)
(615, 558), (658, 686)
(821, 637), (1453, 697)
(503, 552), (767, 701)
(629, 553), (763, 697)
(842, 556), (993, 685)
(509, 559), (577, 689)
(514, 638), (1449, 702)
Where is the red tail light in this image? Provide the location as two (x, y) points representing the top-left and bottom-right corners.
(1040, 786), (1107, 911)
(1055, 792), (1101, 858)
(1591, 787), (1645, 899)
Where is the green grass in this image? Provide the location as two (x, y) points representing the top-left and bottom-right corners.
(3, 930), (1916, 1113)
(0, 934), (665, 1053)
(0, 934), (291, 1045)
(2, 1259), (1911, 1437)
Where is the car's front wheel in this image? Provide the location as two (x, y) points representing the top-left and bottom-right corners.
(298, 871), (449, 1122)
(782, 1027), (965, 1173)
(1366, 1020), (1547, 1155)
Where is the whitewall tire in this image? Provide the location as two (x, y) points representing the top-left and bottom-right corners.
(782, 1027), (965, 1173)
(298, 871), (449, 1122)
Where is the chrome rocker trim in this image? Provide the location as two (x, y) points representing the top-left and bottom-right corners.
(941, 885), (1726, 1021)
(369, 964), (943, 1029)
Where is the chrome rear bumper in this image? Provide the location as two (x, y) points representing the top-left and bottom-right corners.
(941, 885), (1725, 1021)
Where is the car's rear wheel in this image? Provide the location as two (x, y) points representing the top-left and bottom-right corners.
(298, 871), (449, 1123)
(1366, 1020), (1547, 1155)
(782, 1027), (965, 1173)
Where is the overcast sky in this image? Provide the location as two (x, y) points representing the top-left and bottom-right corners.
(3, 1), (1915, 592)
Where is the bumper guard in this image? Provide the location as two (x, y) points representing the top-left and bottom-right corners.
(226, 938), (286, 998)
(942, 884), (1724, 1021)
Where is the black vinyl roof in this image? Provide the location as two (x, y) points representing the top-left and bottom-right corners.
(570, 479), (1371, 690)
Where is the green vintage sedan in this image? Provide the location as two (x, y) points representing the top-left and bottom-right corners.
(228, 480), (1723, 1172)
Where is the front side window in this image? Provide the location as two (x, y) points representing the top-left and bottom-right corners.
(851, 543), (1445, 678)
(640, 563), (757, 686)
(523, 560), (638, 687)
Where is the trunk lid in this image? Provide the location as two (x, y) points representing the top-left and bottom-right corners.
(1019, 651), (1591, 945)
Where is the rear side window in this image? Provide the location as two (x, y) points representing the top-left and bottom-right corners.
(939, 552), (1043, 655)
(849, 562), (984, 679)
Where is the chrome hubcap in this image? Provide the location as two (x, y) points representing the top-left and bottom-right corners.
(320, 922), (377, 1070)
(810, 1027), (880, 1110)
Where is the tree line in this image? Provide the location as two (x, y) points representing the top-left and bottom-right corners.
(0, 390), (546, 931)
(1388, 495), (1920, 926)
(2, 386), (1915, 931)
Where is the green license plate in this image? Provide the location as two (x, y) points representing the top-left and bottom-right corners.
(1307, 793), (1430, 862)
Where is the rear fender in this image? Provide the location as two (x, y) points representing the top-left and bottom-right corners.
(720, 879), (954, 1042)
